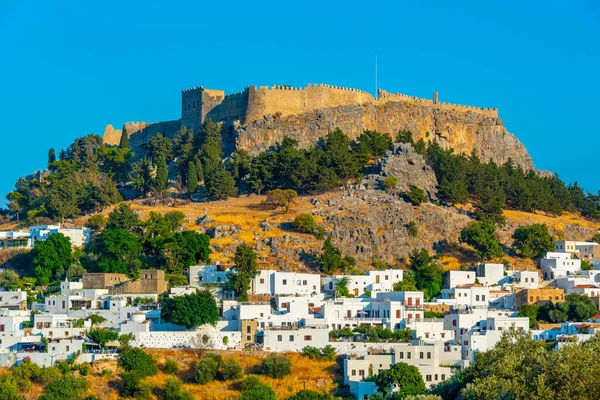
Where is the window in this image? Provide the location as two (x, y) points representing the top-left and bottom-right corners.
(452, 320), (457, 327)
(246, 326), (251, 333)
(277, 335), (282, 342)
(396, 310), (401, 318)
(359, 370), (365, 376)
(407, 352), (411, 359)
(352, 370), (356, 376)
(66, 346), (70, 351)
(304, 335), (312, 341)
(347, 310), (352, 318)
(408, 313), (413, 320)
(303, 280), (307, 285)
(260, 312), (264, 317)
(441, 374), (446, 381)
(426, 375), (432, 382)
(419, 352), (424, 359)
(297, 280), (301, 285)
(0, 325), (4, 332)
(482, 295), (486, 301)
(441, 333), (446, 338)
(427, 352), (431, 359)
(476, 295), (480, 301)
(289, 335), (294, 342)
(260, 278), (264, 284)
(246, 335), (251, 341)
(399, 352), (404, 359)
(435, 374), (438, 381)
(282, 279), (287, 285)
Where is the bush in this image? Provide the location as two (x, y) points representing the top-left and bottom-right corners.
(286, 390), (334, 400)
(293, 213), (317, 234)
(301, 345), (337, 361)
(403, 186), (427, 206)
(195, 356), (220, 384)
(406, 221), (418, 237)
(86, 214), (107, 232)
(383, 176), (398, 193)
(260, 354), (291, 379)
(38, 376), (90, 400)
(240, 376), (276, 400)
(118, 348), (157, 378)
(163, 377), (193, 400)
(163, 358), (179, 374)
(220, 358), (243, 380)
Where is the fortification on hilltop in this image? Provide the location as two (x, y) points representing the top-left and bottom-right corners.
(104, 82), (533, 170)
(180, 83), (499, 128)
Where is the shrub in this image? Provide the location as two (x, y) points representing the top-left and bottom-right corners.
(406, 221), (418, 237)
(163, 358), (179, 374)
(315, 226), (325, 240)
(403, 186), (427, 206)
(38, 376), (90, 400)
(163, 377), (193, 400)
(240, 376), (276, 400)
(293, 214), (317, 234)
(195, 356), (220, 384)
(220, 358), (243, 380)
(286, 390), (334, 400)
(383, 176), (398, 193)
(260, 354), (291, 379)
(118, 348), (158, 378)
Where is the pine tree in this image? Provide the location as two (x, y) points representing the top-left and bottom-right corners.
(198, 119), (223, 179)
(47, 148), (56, 167)
(155, 154), (168, 193)
(119, 126), (130, 149)
(186, 161), (198, 193)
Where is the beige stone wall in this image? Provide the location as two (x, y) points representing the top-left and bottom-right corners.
(82, 273), (128, 289)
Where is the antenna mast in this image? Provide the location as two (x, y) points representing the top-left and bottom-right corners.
(375, 55), (378, 99)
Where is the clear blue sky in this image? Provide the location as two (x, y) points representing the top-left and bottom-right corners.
(1, 1), (598, 207)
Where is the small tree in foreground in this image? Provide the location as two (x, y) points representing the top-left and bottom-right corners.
(220, 358), (243, 380)
(375, 362), (426, 398)
(260, 354), (291, 379)
(293, 213), (316, 234)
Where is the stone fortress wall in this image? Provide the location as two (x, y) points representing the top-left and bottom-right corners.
(180, 83), (499, 127)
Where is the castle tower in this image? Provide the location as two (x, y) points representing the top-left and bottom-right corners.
(181, 86), (225, 127)
(433, 92), (439, 105)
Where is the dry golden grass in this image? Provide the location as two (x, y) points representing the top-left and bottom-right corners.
(505, 210), (600, 237)
(6, 349), (337, 400)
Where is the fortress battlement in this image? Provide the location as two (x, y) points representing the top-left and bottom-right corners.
(181, 83), (499, 127)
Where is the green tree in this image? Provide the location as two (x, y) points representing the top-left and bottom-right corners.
(0, 270), (19, 290)
(91, 229), (142, 275)
(396, 129), (414, 144)
(198, 119), (223, 178)
(264, 189), (298, 212)
(130, 158), (155, 195)
(107, 204), (140, 232)
(118, 347), (158, 377)
(518, 304), (540, 327)
(119, 126), (130, 149)
(220, 358), (243, 380)
(582, 260), (594, 270)
(186, 161), (199, 193)
(228, 244), (259, 301)
(86, 214), (107, 233)
(404, 185), (428, 206)
(260, 354), (291, 379)
(86, 328), (119, 348)
(207, 168), (237, 199)
(155, 154), (169, 193)
(383, 176), (398, 193)
(335, 277), (351, 297)
(48, 148), (56, 167)
(317, 237), (343, 275)
(375, 362), (426, 398)
(33, 233), (72, 285)
(406, 221), (418, 237)
(407, 249), (444, 301)
(459, 220), (504, 261)
(512, 224), (554, 259)
(163, 377), (193, 400)
(474, 179), (506, 225)
(160, 290), (219, 328)
(287, 390), (333, 400)
(38, 376), (90, 400)
(393, 270), (417, 292)
(293, 213), (316, 234)
(195, 356), (220, 384)
(239, 376), (276, 400)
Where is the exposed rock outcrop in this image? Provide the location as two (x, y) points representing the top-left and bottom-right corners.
(233, 101), (533, 170)
(364, 143), (438, 199)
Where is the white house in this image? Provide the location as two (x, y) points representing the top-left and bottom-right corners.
(189, 265), (230, 286)
(252, 270), (321, 297)
(323, 269), (404, 297)
(443, 271), (476, 289)
(540, 252), (581, 280)
(263, 325), (330, 352)
(512, 271), (540, 289)
(555, 241), (599, 260)
(475, 263), (508, 286)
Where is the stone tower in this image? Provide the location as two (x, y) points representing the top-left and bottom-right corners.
(181, 86), (226, 128)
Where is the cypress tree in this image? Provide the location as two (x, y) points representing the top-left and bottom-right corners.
(48, 148), (56, 167)
(155, 154), (168, 192)
(187, 161), (198, 193)
(119, 126), (130, 149)
(195, 157), (204, 183)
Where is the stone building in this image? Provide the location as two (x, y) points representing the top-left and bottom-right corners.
(82, 270), (168, 295)
(514, 287), (566, 310)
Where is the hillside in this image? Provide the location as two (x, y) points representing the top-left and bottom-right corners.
(67, 190), (600, 273)
(7, 350), (338, 400)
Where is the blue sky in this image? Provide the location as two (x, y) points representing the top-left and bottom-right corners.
(1, 1), (598, 207)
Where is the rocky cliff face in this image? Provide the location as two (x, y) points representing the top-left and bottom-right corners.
(233, 101), (534, 170)
(365, 143), (438, 200)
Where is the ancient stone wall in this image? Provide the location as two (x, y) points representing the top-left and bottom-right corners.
(82, 273), (128, 289)
(244, 84), (374, 123)
(205, 90), (249, 123)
